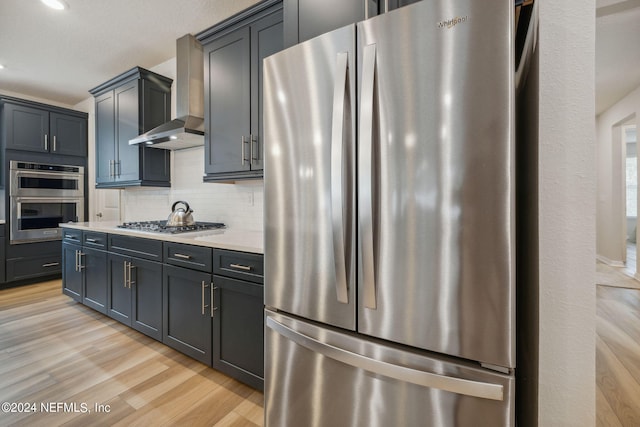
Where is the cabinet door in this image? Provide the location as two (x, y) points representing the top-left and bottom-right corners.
(163, 265), (212, 365)
(213, 275), (264, 390)
(204, 27), (251, 175)
(130, 257), (163, 340)
(140, 79), (171, 184)
(95, 90), (116, 184)
(4, 103), (48, 152)
(62, 242), (83, 302)
(385, 0), (421, 12)
(114, 80), (141, 183)
(296, 0), (367, 43)
(50, 112), (87, 156)
(251, 10), (284, 172)
(107, 252), (131, 325)
(83, 247), (108, 314)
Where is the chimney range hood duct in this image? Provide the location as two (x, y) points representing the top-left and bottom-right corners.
(130, 34), (204, 150)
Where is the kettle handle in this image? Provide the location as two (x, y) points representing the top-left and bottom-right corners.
(171, 200), (191, 212)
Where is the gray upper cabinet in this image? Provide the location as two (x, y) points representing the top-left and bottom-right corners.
(89, 67), (172, 188)
(199, 1), (283, 182)
(283, 0), (422, 47)
(1, 99), (87, 156)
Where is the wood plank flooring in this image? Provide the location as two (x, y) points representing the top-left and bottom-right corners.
(2, 277), (639, 426)
(0, 280), (263, 427)
(597, 284), (640, 426)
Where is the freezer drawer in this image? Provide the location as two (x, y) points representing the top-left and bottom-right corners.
(265, 310), (514, 427)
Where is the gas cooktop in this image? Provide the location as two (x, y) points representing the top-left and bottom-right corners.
(117, 220), (225, 234)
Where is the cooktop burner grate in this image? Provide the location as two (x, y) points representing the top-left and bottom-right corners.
(117, 220), (225, 234)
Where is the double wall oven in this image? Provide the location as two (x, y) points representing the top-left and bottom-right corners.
(9, 161), (84, 244)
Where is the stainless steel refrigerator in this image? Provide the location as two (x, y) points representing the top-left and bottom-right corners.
(264, 1), (532, 425)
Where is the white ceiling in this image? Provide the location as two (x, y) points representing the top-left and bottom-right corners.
(0, 0), (638, 115)
(0, 0), (260, 106)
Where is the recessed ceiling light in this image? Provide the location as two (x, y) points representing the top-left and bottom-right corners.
(41, 0), (69, 10)
(0, 64), (4, 70)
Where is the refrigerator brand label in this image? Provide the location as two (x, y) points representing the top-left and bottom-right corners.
(437, 16), (468, 29)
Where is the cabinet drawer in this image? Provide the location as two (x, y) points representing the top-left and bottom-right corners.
(62, 228), (83, 244)
(108, 234), (163, 261)
(83, 231), (107, 249)
(213, 249), (263, 284)
(6, 253), (62, 282)
(164, 243), (212, 273)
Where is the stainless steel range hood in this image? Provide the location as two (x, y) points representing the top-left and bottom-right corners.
(130, 34), (204, 150)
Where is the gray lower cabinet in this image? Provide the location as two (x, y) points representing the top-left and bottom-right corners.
(61, 230), (264, 390)
(212, 249), (264, 390)
(62, 241), (83, 302)
(62, 230), (108, 313)
(107, 252), (163, 341)
(162, 265), (213, 365)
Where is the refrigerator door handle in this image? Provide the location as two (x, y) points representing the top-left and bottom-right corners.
(331, 51), (351, 304)
(267, 316), (504, 401)
(359, 43), (377, 309)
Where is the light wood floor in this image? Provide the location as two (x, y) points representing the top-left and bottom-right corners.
(0, 280), (264, 427)
(2, 278), (639, 426)
(597, 284), (640, 426)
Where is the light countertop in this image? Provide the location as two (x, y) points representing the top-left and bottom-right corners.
(60, 221), (264, 254)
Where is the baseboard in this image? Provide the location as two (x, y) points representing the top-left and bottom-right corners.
(596, 254), (625, 268)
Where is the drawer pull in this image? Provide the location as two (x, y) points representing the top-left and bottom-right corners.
(42, 262), (60, 268)
(174, 253), (192, 260)
(85, 238), (98, 243)
(229, 263), (251, 271)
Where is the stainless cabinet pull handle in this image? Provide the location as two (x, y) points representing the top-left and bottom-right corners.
(53, 135), (57, 152)
(110, 160), (114, 178)
(116, 160), (121, 178)
(229, 263), (251, 271)
(44, 134), (49, 151)
(85, 238), (97, 243)
(77, 252), (85, 270)
(250, 134), (258, 164)
(75, 250), (79, 272)
(123, 261), (128, 288)
(241, 136), (250, 166)
(174, 253), (191, 260)
(128, 263), (136, 287)
(201, 281), (210, 315)
(42, 262), (59, 268)
(211, 282), (218, 317)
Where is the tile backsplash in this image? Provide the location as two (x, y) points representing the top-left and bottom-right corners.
(121, 147), (263, 231)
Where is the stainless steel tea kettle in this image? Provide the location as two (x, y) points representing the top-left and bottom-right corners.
(166, 201), (195, 226)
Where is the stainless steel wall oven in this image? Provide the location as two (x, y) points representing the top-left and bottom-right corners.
(9, 161), (84, 244)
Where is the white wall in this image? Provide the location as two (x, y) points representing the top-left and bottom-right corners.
(596, 84), (640, 264)
(0, 88), (74, 109)
(538, 1), (596, 425)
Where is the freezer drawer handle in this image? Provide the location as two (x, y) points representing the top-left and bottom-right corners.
(330, 51), (351, 304)
(267, 316), (504, 401)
